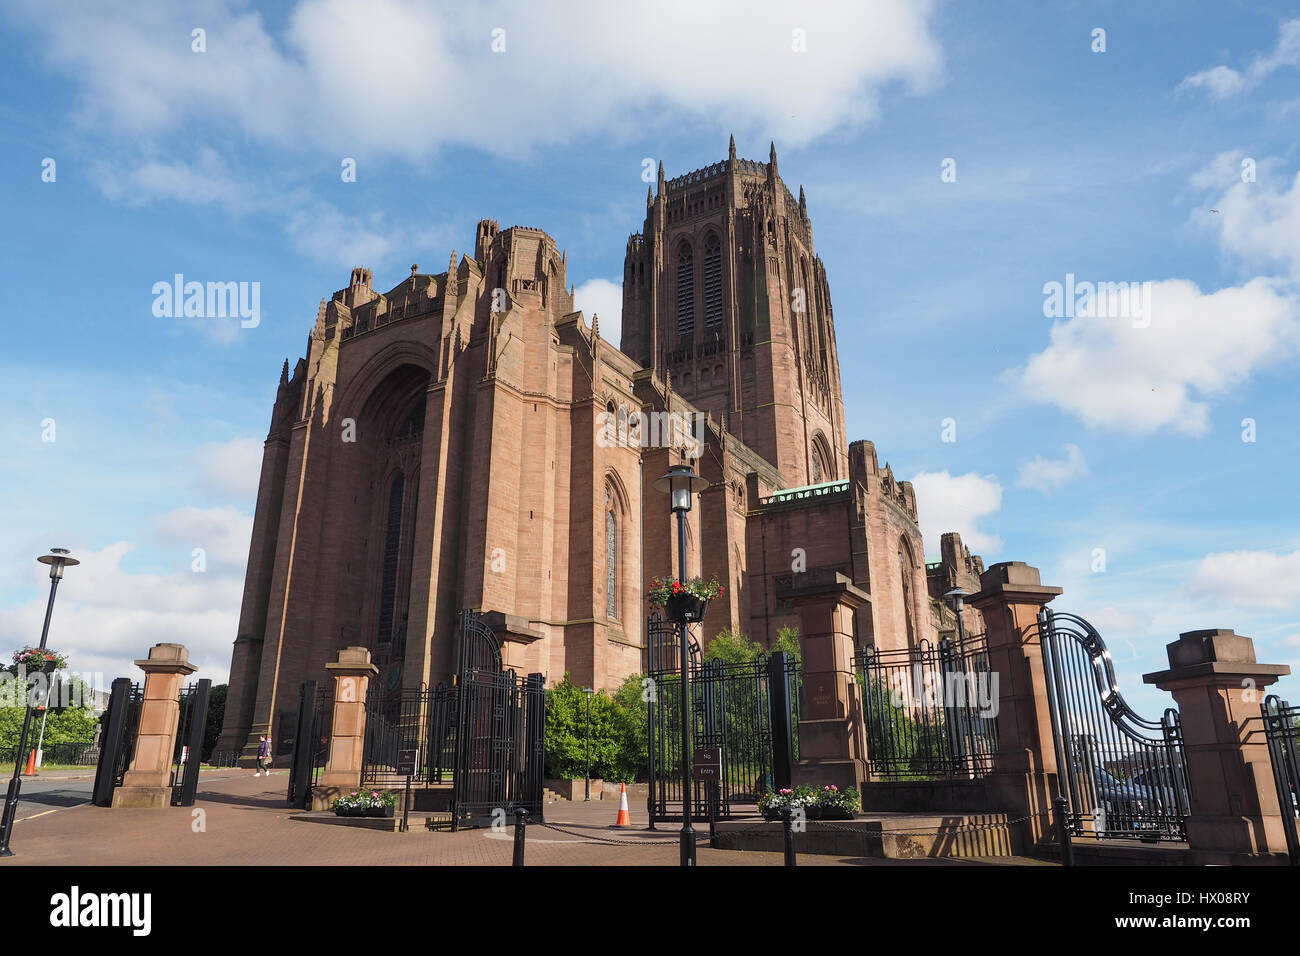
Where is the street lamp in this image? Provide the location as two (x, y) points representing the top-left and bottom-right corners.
(942, 586), (973, 769)
(944, 587), (971, 645)
(1, 548), (79, 857)
(652, 463), (708, 867)
(582, 687), (594, 802)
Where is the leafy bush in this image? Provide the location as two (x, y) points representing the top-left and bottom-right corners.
(703, 629), (765, 663)
(773, 625), (801, 661)
(545, 675), (646, 783)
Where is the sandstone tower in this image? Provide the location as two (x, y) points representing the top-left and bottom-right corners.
(621, 138), (847, 487)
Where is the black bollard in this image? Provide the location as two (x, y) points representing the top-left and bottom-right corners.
(1052, 796), (1074, 867)
(782, 808), (797, 867)
(513, 807), (528, 866)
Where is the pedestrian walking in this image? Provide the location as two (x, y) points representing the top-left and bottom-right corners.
(254, 735), (271, 776)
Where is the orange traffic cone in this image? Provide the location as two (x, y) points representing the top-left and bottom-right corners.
(611, 782), (632, 827)
(23, 749), (37, 776)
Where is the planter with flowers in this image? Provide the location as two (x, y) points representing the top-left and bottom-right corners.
(648, 574), (725, 623)
(12, 648), (68, 674)
(758, 784), (861, 821)
(330, 789), (398, 818)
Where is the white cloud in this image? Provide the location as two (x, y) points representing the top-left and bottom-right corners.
(910, 470), (1003, 554)
(573, 278), (624, 347)
(0, 532), (249, 689)
(1187, 548), (1300, 610)
(1014, 277), (1300, 435)
(1017, 443), (1087, 493)
(194, 438), (265, 504)
(9, 0), (943, 158)
(152, 505), (254, 571)
(1178, 19), (1300, 100)
(1177, 65), (1249, 101)
(92, 147), (251, 210)
(1196, 158), (1300, 282)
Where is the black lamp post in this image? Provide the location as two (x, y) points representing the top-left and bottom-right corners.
(1, 547), (78, 858)
(943, 586), (973, 768)
(944, 587), (971, 645)
(652, 463), (708, 867)
(582, 686), (594, 801)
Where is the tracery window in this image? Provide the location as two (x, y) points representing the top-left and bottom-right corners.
(378, 473), (405, 643)
(606, 486), (618, 619)
(676, 243), (695, 336)
(703, 234), (723, 329)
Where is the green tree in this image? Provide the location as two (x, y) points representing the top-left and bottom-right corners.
(545, 675), (644, 783)
(773, 625), (801, 661)
(204, 684), (228, 760)
(703, 628), (764, 662)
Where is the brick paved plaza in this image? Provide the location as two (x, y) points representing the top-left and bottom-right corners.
(1, 769), (1048, 867)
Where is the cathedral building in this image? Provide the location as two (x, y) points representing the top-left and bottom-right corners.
(217, 140), (987, 758)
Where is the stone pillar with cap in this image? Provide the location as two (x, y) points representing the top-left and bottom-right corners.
(966, 562), (1063, 849)
(775, 570), (870, 792)
(111, 643), (199, 808)
(312, 646), (379, 810)
(1143, 628), (1291, 860)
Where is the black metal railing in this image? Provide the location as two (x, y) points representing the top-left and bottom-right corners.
(1262, 695), (1300, 865)
(0, 741), (99, 766)
(1040, 609), (1190, 842)
(209, 750), (242, 768)
(360, 683), (457, 790)
(645, 616), (799, 823)
(853, 635), (998, 780)
(287, 682), (334, 808)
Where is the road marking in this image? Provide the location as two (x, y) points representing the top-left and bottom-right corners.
(17, 804), (86, 823)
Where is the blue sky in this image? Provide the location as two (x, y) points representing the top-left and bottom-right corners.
(1, 1), (1297, 713)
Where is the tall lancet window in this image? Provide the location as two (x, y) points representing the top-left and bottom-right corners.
(703, 234), (723, 329)
(899, 544), (917, 651)
(676, 243), (695, 336)
(605, 486), (618, 619)
(378, 472), (405, 643)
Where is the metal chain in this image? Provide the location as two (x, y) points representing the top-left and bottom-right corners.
(534, 821), (685, 846)
(532, 807), (1051, 848)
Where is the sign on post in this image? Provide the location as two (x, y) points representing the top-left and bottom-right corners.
(693, 746), (722, 779)
(396, 749), (418, 776)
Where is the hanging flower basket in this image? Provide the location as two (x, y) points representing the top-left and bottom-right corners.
(648, 575), (724, 623)
(12, 647), (67, 673)
(665, 593), (709, 623)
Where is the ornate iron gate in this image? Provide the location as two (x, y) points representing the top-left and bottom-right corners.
(359, 682), (457, 789)
(451, 610), (544, 829)
(91, 677), (143, 807)
(1040, 609), (1190, 842)
(645, 614), (799, 823)
(853, 635), (998, 779)
(287, 681), (334, 809)
(1261, 695), (1299, 865)
(170, 679), (211, 807)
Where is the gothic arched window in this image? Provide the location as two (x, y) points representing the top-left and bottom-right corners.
(676, 242), (695, 336)
(703, 234), (723, 329)
(378, 472), (405, 644)
(811, 434), (834, 483)
(606, 486), (618, 619)
(898, 541), (917, 651)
